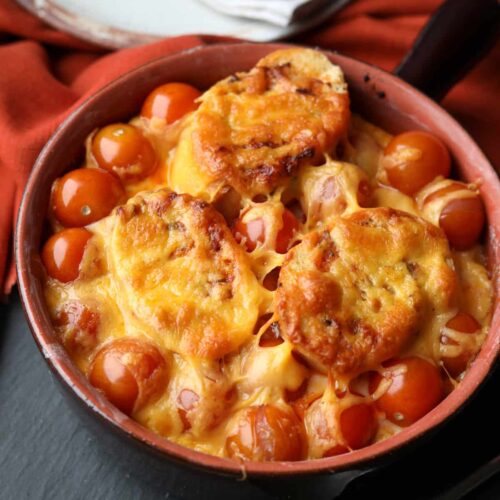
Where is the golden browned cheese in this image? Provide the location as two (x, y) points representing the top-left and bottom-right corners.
(276, 207), (457, 374)
(170, 48), (349, 199)
(107, 189), (263, 359)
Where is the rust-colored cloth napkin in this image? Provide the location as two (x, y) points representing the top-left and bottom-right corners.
(0, 0), (498, 295)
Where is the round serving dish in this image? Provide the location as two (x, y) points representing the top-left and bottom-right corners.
(15, 43), (499, 497)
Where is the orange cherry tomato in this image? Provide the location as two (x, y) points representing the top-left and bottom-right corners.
(225, 405), (305, 461)
(42, 228), (92, 282)
(370, 356), (444, 427)
(141, 82), (202, 123)
(53, 168), (125, 227)
(439, 196), (485, 250)
(54, 300), (100, 353)
(92, 124), (158, 181)
(89, 338), (168, 415)
(340, 403), (378, 450)
(441, 312), (481, 378)
(383, 131), (451, 195)
(233, 209), (298, 253)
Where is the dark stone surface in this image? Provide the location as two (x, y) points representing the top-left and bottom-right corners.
(1, 289), (498, 500)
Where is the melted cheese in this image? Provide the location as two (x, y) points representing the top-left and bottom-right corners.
(43, 48), (493, 462)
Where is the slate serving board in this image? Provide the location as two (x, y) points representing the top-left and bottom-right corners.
(1, 289), (499, 500)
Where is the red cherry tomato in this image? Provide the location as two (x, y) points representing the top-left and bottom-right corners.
(441, 312), (481, 378)
(370, 356), (444, 427)
(42, 228), (92, 282)
(439, 196), (485, 250)
(340, 403), (378, 450)
(92, 124), (158, 181)
(233, 217), (265, 252)
(89, 338), (167, 415)
(53, 168), (125, 227)
(383, 131), (451, 195)
(54, 300), (99, 353)
(233, 208), (298, 253)
(423, 181), (485, 249)
(141, 82), (202, 123)
(225, 405), (305, 461)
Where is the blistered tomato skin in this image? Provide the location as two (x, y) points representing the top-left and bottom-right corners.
(370, 357), (444, 427)
(383, 131), (451, 195)
(225, 405), (305, 461)
(141, 82), (202, 123)
(42, 228), (92, 282)
(441, 312), (481, 378)
(92, 124), (158, 181)
(52, 168), (125, 227)
(89, 338), (168, 415)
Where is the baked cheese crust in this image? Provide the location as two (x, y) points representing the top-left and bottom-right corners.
(277, 207), (457, 374)
(107, 189), (263, 359)
(170, 48), (349, 199)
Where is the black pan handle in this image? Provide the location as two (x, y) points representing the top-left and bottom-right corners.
(395, 0), (500, 101)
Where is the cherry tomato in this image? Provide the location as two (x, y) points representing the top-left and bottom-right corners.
(233, 209), (298, 253)
(324, 444), (349, 457)
(370, 356), (443, 427)
(439, 196), (485, 250)
(383, 131), (451, 195)
(225, 405), (305, 461)
(441, 312), (481, 378)
(340, 403), (378, 450)
(89, 338), (167, 415)
(233, 217), (265, 252)
(177, 388), (200, 431)
(53, 168), (125, 227)
(92, 124), (158, 181)
(42, 228), (92, 282)
(259, 321), (284, 348)
(54, 300), (99, 353)
(141, 82), (201, 123)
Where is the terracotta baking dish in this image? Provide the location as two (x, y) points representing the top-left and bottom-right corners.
(14, 5), (499, 498)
